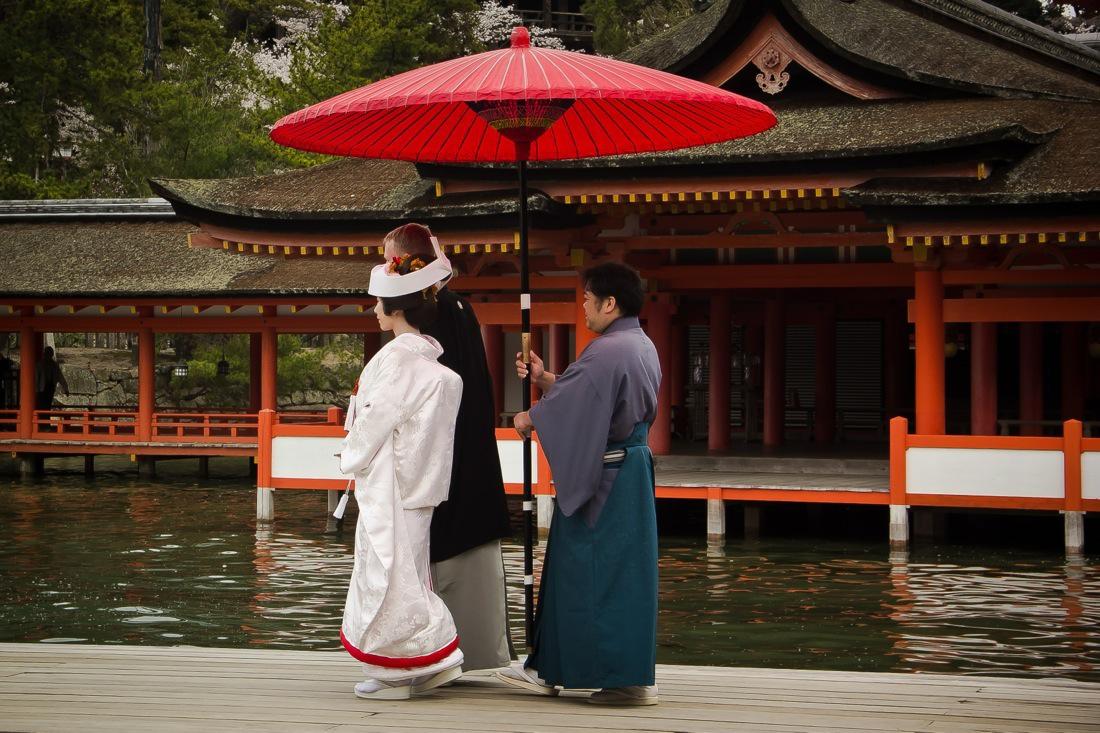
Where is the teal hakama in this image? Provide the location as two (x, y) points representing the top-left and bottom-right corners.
(528, 423), (658, 688)
(526, 316), (662, 689)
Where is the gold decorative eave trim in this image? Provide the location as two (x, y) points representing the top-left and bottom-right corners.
(211, 238), (522, 257)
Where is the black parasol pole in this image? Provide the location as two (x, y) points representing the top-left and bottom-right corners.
(517, 154), (534, 650)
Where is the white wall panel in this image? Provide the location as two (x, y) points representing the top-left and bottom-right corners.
(498, 439), (539, 485)
(271, 436), (345, 480)
(1083, 451), (1100, 500)
(906, 447), (1063, 498)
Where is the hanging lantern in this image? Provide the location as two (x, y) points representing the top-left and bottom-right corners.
(172, 362), (189, 378)
(217, 358), (230, 377)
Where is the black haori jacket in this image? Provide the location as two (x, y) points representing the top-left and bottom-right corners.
(424, 288), (512, 562)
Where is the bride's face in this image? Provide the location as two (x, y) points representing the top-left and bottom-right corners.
(374, 299), (397, 332)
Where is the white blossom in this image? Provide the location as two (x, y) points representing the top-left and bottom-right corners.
(473, 1), (567, 50)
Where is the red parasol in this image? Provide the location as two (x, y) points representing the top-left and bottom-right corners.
(271, 27), (775, 648)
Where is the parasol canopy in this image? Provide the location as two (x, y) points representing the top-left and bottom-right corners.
(271, 27), (775, 163)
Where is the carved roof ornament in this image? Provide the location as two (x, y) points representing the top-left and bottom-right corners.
(703, 12), (905, 100)
(753, 43), (792, 95)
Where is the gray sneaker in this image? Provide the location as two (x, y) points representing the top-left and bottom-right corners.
(494, 662), (559, 696)
(588, 685), (659, 705)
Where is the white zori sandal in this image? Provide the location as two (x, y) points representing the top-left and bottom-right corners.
(354, 665), (463, 700)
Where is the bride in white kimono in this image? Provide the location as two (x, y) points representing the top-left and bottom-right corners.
(338, 244), (465, 700)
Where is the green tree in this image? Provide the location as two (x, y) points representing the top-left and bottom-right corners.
(581, 0), (693, 55)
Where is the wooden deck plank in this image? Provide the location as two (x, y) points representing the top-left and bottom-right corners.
(1, 644), (1097, 733)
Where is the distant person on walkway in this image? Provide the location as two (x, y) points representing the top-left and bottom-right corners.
(383, 223), (514, 672)
(338, 248), (464, 700)
(35, 346), (68, 411)
(501, 262), (662, 706)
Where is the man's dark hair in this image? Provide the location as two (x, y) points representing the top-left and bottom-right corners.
(582, 262), (644, 317)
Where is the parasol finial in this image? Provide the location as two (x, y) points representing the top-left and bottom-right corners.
(510, 26), (530, 48)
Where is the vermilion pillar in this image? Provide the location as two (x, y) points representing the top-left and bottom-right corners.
(549, 324), (569, 375)
(137, 324), (155, 441)
(763, 298), (786, 448)
(17, 321), (35, 438)
(971, 322), (997, 435)
(707, 294), (732, 452)
(914, 268), (945, 435)
(1019, 323), (1043, 435)
(260, 326), (278, 412)
(575, 276), (595, 358)
(363, 331), (382, 365)
(249, 333), (262, 412)
(646, 296), (672, 455)
(481, 325), (504, 426)
(814, 304), (836, 445)
(1062, 323), (1085, 421)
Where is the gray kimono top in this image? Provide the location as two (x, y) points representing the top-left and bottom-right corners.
(529, 316), (661, 524)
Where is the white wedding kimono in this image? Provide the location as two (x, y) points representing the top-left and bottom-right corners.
(339, 333), (464, 681)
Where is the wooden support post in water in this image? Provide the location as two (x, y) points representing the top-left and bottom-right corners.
(137, 457), (156, 479)
(913, 509), (946, 541)
(707, 491), (725, 544)
(325, 489), (342, 533)
(84, 455), (94, 478)
(743, 504), (760, 541)
(18, 456), (41, 480)
(198, 456), (210, 479)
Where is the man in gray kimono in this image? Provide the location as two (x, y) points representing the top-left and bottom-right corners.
(500, 262), (662, 706)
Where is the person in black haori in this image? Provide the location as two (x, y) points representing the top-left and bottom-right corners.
(35, 346), (68, 411)
(383, 222), (514, 672)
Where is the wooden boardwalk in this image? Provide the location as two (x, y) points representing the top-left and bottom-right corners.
(2, 644), (1098, 732)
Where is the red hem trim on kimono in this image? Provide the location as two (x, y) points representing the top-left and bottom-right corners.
(340, 629), (460, 668)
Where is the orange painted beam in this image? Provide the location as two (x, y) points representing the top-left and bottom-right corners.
(942, 269), (1100, 286)
(648, 264), (913, 290)
(906, 495), (1065, 511)
(907, 434), (1062, 450)
(473, 302), (575, 326)
(907, 297), (1100, 324)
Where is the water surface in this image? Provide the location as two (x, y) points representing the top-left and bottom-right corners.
(1, 464), (1097, 680)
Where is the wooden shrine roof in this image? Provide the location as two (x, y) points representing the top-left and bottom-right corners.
(0, 220), (377, 297)
(621, 0), (1100, 102)
(154, 98), (1099, 219)
(151, 158), (569, 224)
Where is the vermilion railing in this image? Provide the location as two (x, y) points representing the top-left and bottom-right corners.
(151, 412), (258, 441)
(32, 410), (138, 440)
(19, 407), (344, 443)
(0, 409), (19, 432)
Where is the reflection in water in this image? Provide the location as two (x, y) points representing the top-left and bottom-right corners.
(1, 470), (1098, 680)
